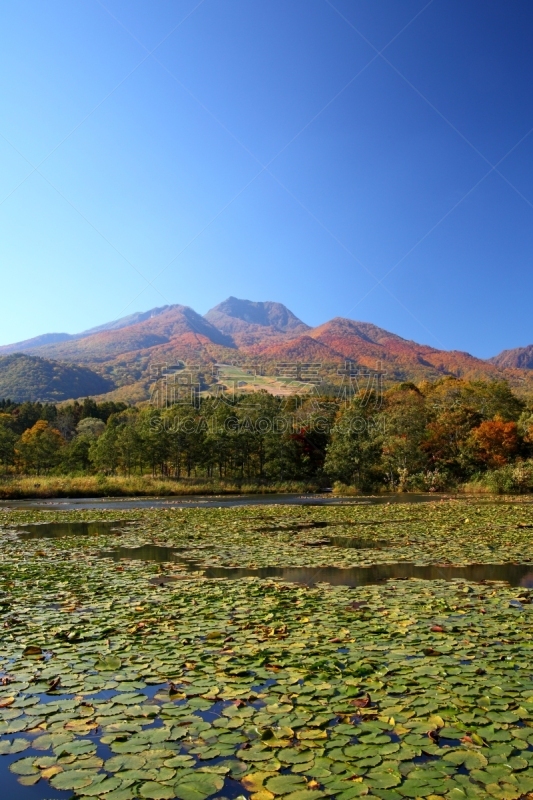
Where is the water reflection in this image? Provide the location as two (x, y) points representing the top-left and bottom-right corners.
(102, 544), (180, 562)
(200, 562), (533, 588)
(99, 544), (533, 588)
(326, 536), (388, 549)
(16, 521), (128, 539)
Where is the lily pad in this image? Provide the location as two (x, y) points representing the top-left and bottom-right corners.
(174, 773), (225, 800)
(139, 782), (176, 800)
(50, 769), (95, 790)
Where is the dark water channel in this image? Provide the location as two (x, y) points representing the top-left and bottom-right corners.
(94, 543), (533, 589)
(10, 523), (533, 588)
(0, 492), (451, 511)
(9, 521), (533, 588)
(15, 520), (128, 539)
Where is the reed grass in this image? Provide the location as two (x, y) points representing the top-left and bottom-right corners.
(0, 475), (321, 499)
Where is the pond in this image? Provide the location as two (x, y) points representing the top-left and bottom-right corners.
(4, 499), (533, 800)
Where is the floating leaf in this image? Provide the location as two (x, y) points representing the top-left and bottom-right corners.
(105, 753), (146, 772)
(22, 645), (42, 656)
(95, 655), (122, 672)
(9, 757), (39, 776)
(265, 774), (306, 794)
(50, 769), (95, 790)
(174, 773), (225, 800)
(138, 782), (176, 800)
(0, 738), (29, 755)
(18, 774), (41, 786)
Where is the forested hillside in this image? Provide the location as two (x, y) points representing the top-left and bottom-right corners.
(0, 354), (113, 402)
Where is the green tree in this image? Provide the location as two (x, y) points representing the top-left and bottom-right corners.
(0, 414), (16, 470)
(89, 424), (120, 474)
(377, 385), (428, 489)
(324, 396), (382, 490)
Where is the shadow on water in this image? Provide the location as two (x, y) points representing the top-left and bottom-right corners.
(15, 521), (129, 539)
(97, 544), (533, 588)
(198, 562), (533, 588)
(304, 536), (389, 549)
(103, 544), (182, 562)
(10, 524), (396, 552)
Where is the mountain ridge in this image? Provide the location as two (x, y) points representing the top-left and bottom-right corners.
(1, 297), (532, 402)
(490, 344), (533, 370)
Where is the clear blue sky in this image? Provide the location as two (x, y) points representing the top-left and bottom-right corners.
(1, 0), (533, 358)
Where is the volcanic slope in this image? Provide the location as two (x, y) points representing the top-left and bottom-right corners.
(490, 344), (533, 370)
(7, 305), (236, 364)
(204, 296), (310, 347)
(252, 317), (502, 383)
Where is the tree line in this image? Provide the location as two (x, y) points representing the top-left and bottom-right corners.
(1, 378), (533, 491)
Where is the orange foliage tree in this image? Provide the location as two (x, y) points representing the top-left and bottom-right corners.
(468, 416), (519, 469)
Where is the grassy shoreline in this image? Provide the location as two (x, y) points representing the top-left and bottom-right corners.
(0, 474), (524, 500)
(0, 474), (324, 499)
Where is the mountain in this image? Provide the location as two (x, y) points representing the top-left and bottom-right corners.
(0, 298), (531, 403)
(248, 334), (343, 362)
(0, 332), (75, 355)
(0, 354), (113, 402)
(204, 297), (309, 346)
(490, 345), (533, 370)
(304, 317), (500, 382)
(0, 304), (231, 359)
(81, 306), (178, 336)
(7, 305), (235, 364)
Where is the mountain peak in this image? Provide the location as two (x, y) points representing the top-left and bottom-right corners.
(490, 344), (533, 369)
(204, 297), (309, 335)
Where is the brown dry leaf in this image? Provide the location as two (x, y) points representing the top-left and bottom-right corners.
(241, 772), (276, 792)
(0, 696), (15, 708)
(42, 766), (63, 779)
(64, 720), (98, 732)
(351, 693), (371, 708)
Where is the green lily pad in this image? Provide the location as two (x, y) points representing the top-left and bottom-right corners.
(77, 776), (123, 795)
(105, 753), (147, 772)
(266, 774), (306, 794)
(239, 747), (273, 762)
(396, 780), (435, 797)
(174, 773), (225, 800)
(95, 655), (122, 672)
(139, 783), (176, 800)
(50, 769), (95, 790)
(278, 747), (314, 763)
(0, 738), (29, 755)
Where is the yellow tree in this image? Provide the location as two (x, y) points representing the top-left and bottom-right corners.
(16, 420), (65, 474)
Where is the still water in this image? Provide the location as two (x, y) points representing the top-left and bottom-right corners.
(10, 523), (533, 588)
(96, 544), (533, 588)
(0, 492), (450, 511)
